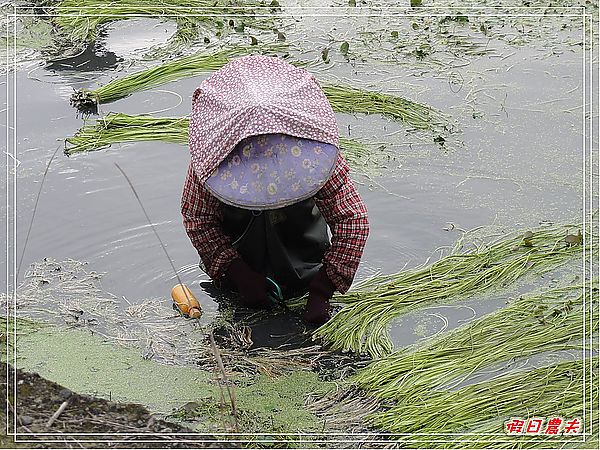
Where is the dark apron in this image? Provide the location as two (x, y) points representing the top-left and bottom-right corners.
(221, 198), (330, 297)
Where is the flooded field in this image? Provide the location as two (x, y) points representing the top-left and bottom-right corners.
(1, 0), (599, 447)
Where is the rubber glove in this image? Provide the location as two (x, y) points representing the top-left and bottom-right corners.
(303, 267), (335, 325)
(226, 259), (270, 308)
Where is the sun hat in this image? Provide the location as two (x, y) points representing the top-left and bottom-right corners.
(188, 55), (340, 208)
(204, 133), (338, 209)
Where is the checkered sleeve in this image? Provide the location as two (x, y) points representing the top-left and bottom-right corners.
(181, 163), (240, 280)
(315, 152), (370, 293)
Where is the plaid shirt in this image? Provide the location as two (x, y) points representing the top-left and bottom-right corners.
(181, 153), (369, 293)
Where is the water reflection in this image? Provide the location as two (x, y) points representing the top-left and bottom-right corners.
(45, 40), (121, 73)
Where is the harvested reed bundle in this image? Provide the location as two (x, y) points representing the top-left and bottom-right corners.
(68, 53), (446, 132)
(321, 83), (447, 131)
(70, 45), (287, 111)
(53, 0), (271, 44)
(353, 283), (597, 402)
(315, 224), (593, 357)
(64, 113), (383, 173)
(65, 114), (189, 153)
(367, 357), (597, 434)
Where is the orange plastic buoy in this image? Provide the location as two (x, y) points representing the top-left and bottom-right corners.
(171, 284), (202, 319)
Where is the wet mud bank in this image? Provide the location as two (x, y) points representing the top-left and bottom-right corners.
(1, 364), (227, 448)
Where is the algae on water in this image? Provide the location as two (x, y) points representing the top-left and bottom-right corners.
(12, 258), (338, 434)
(0, 14), (55, 70)
(170, 370), (335, 433)
(15, 326), (217, 413)
(15, 322), (335, 434)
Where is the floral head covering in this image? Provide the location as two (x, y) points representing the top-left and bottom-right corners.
(204, 133), (338, 209)
(188, 55), (340, 196)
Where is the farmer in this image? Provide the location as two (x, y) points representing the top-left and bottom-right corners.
(181, 55), (369, 326)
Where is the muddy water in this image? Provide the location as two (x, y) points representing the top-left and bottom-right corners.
(2, 4), (597, 354)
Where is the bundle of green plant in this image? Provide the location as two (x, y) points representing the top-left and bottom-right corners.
(64, 113), (384, 174)
(65, 114), (189, 153)
(320, 83), (447, 132)
(53, 0), (274, 46)
(367, 357), (597, 434)
(353, 283), (597, 402)
(315, 224), (593, 357)
(67, 51), (446, 133)
(69, 44), (288, 111)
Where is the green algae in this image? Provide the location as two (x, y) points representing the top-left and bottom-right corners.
(14, 323), (334, 434)
(233, 371), (334, 433)
(0, 15), (55, 68)
(3, 17), (54, 51)
(170, 370), (334, 434)
(15, 326), (217, 414)
(0, 315), (41, 359)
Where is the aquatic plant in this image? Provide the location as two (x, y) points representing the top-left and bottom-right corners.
(68, 52), (447, 132)
(320, 83), (447, 131)
(315, 223), (594, 357)
(69, 45), (288, 112)
(51, 0), (276, 46)
(64, 113), (387, 174)
(0, 315), (41, 357)
(353, 283), (597, 401)
(369, 357), (597, 434)
(310, 281), (597, 439)
(65, 113), (188, 152)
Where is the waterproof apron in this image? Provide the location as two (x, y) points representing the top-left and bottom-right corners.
(221, 198), (330, 298)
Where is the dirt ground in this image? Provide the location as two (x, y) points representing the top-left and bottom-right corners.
(1, 364), (238, 449)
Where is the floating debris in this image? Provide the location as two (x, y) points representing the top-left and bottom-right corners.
(564, 229), (583, 246)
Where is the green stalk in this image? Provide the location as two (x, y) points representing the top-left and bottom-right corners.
(321, 83), (446, 131)
(70, 44), (287, 111)
(353, 283), (597, 402)
(65, 114), (189, 152)
(64, 112), (386, 174)
(367, 357), (597, 435)
(54, 0), (274, 44)
(313, 282), (597, 445)
(68, 52), (447, 132)
(314, 224), (593, 357)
